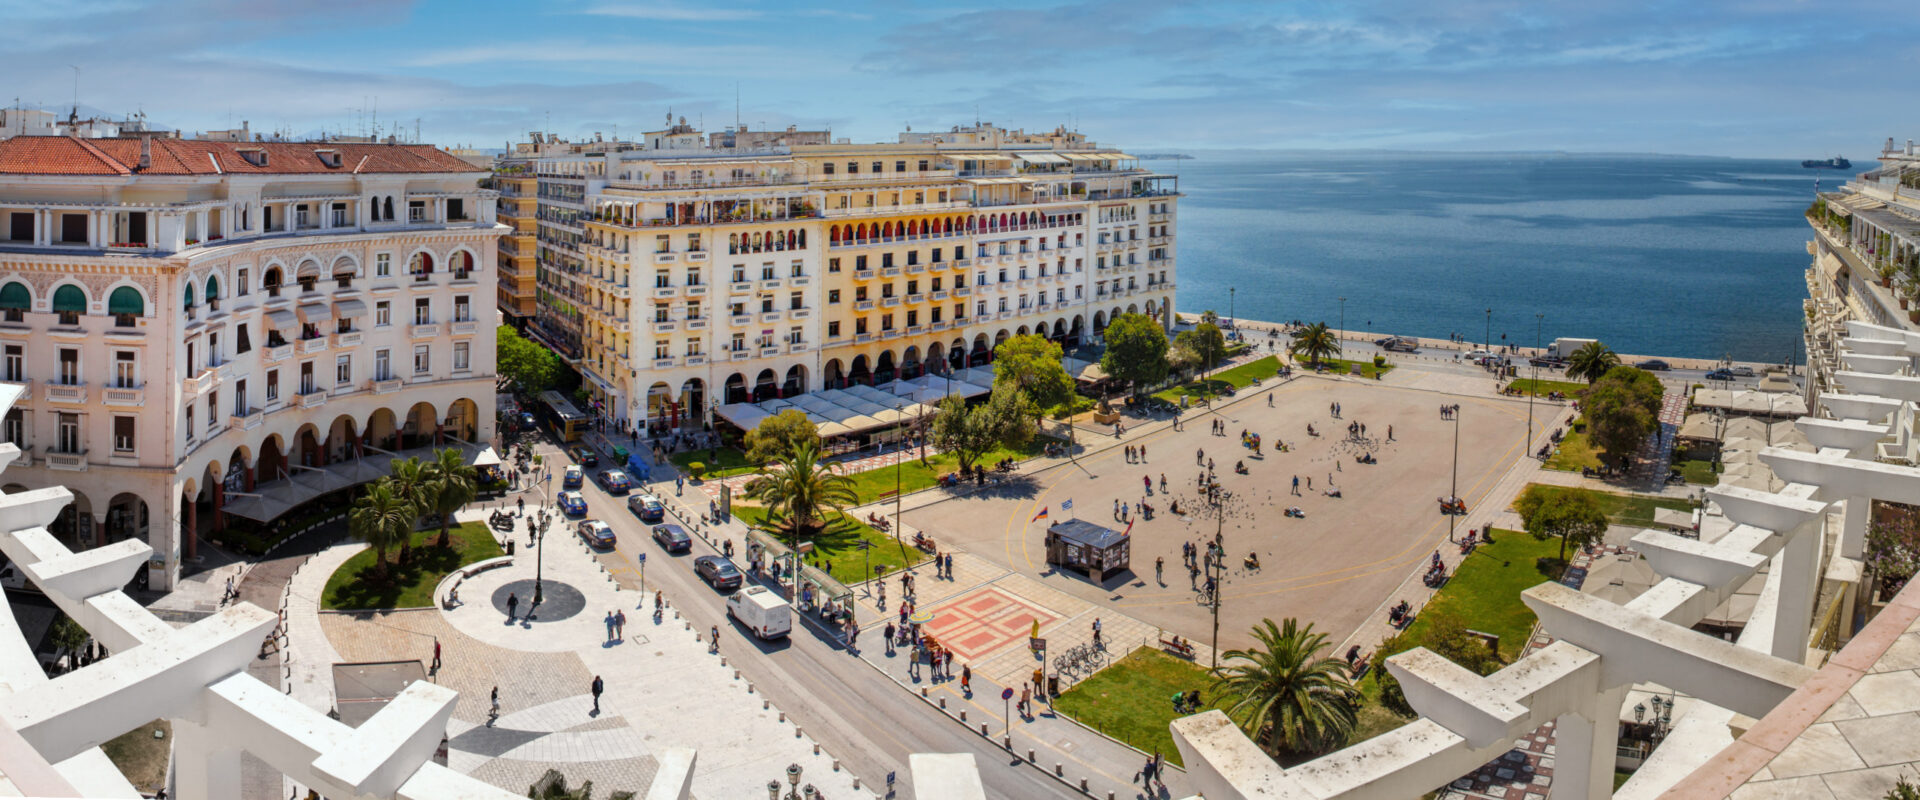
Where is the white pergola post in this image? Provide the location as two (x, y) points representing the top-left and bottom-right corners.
(1843, 493), (1871, 559)
(173, 720), (244, 800)
(1554, 685), (1630, 800)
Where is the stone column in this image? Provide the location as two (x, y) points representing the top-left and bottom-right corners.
(244, 465), (254, 492)
(212, 483), (225, 534)
(1555, 684), (1629, 800)
(1774, 517), (1824, 661)
(172, 721), (243, 800)
(184, 494), (197, 560)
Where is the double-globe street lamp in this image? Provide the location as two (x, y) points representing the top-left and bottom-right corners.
(767, 763), (813, 800)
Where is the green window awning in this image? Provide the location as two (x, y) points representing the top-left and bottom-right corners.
(108, 286), (144, 316)
(0, 282), (28, 311)
(52, 285), (86, 314)
(205, 275), (220, 301)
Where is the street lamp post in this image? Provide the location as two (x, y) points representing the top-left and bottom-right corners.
(532, 515), (550, 605)
(1529, 313), (1543, 453)
(1485, 308), (1493, 352)
(1448, 408), (1461, 543)
(1338, 296), (1347, 343)
(1228, 287), (1236, 333)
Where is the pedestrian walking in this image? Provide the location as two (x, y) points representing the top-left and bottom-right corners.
(710, 625), (720, 654)
(604, 611), (616, 642)
(1388, 425), (1394, 441)
(944, 553), (954, 578)
(488, 686), (500, 726)
(517, 496), (525, 516)
(506, 592), (519, 622)
(1092, 617), (1103, 648)
(590, 676), (604, 714)
(1292, 475), (1300, 495)
(1141, 444), (1147, 462)
(675, 474), (685, 496)
(1155, 556), (1164, 582)
(431, 640), (442, 671)
(961, 663), (972, 695)
(614, 610), (626, 639)
(1020, 685), (1032, 717)
(884, 622), (896, 654)
(1114, 498), (1121, 520)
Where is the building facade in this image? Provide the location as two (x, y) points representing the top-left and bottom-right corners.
(493, 163), (538, 326)
(525, 122), (1178, 432)
(0, 135), (501, 590)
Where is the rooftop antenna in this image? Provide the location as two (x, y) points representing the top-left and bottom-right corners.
(68, 65), (79, 118)
(735, 83), (741, 130)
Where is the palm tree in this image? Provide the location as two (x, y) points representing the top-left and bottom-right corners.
(425, 447), (478, 548)
(1291, 322), (1342, 368)
(1564, 341), (1620, 384)
(1210, 618), (1359, 757)
(744, 440), (858, 544)
(350, 479), (417, 579)
(387, 456), (432, 562)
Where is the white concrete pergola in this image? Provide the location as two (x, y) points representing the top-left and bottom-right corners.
(1152, 320), (1920, 800)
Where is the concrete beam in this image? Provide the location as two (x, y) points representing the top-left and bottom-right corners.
(1833, 371), (1920, 402)
(1385, 649), (1528, 748)
(1845, 319), (1915, 345)
(1767, 448), (1920, 507)
(1631, 531), (1768, 602)
(1172, 711), (1315, 800)
(1839, 352), (1909, 374)
(910, 754), (987, 800)
(643, 749), (696, 800)
(3, 604), (277, 763)
(0, 442), (19, 472)
(1521, 583), (1812, 717)
(1794, 417), (1890, 456)
(1840, 338), (1910, 357)
(1705, 485), (1829, 531)
(1818, 391), (1901, 423)
(311, 681), (458, 798)
(0, 490), (78, 538)
(21, 538), (152, 606)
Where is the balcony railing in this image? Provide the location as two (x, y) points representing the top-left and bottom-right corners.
(451, 321), (478, 335)
(265, 344), (294, 364)
(374, 378), (404, 393)
(333, 331), (363, 348)
(300, 338), (329, 354)
(232, 409), (264, 430)
(300, 390), (327, 408)
(44, 382), (87, 404)
(45, 449), (86, 472)
(411, 324), (440, 338)
(102, 386), (143, 407)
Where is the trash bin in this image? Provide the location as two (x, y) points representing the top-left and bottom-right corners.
(506, 540), (515, 556)
(1047, 676), (1059, 697)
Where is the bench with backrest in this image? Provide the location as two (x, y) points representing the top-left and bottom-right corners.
(1160, 636), (1195, 658)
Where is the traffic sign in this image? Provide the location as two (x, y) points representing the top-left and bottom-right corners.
(1001, 687), (1014, 700)
(637, 553), (647, 563)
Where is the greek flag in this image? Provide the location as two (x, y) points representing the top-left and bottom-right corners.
(1062, 499), (1074, 510)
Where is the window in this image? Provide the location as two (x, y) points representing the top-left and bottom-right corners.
(791, 261), (803, 277)
(881, 313), (894, 331)
(654, 339), (670, 359)
(454, 341), (470, 371)
(236, 323), (252, 354)
(761, 264), (775, 280)
(234, 380), (247, 415)
(731, 333), (745, 352)
(828, 289), (841, 304)
(413, 299), (430, 325)
(856, 286), (868, 302)
(454, 295), (471, 322)
(115, 351), (136, 388)
(823, 162), (834, 175)
(871, 162), (882, 174)
(881, 253), (894, 268)
(827, 320), (840, 337)
(207, 393), (218, 429)
(906, 310), (918, 327)
(760, 297), (774, 313)
(57, 348), (78, 385)
(266, 369), (279, 401)
(907, 280), (919, 296)
(209, 332), (221, 366)
(414, 345), (430, 374)
(299, 362), (314, 394)
(829, 258), (841, 273)
(57, 412), (79, 453)
(375, 349), (390, 381)
(185, 406), (194, 440)
(918, 159), (929, 171)
(113, 416), (134, 453)
(2, 408), (20, 447)
(237, 268), (250, 296)
(2, 345), (18, 382)
(336, 354), (351, 384)
(375, 301), (391, 327)
(657, 270), (672, 288)
(790, 291), (803, 310)
(855, 318), (868, 335)
(846, 161), (858, 174)
(855, 255), (867, 271)
(376, 253), (391, 277)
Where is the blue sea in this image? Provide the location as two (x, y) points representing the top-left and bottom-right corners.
(1164, 152), (1860, 362)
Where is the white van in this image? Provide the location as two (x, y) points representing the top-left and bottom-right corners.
(726, 585), (793, 640)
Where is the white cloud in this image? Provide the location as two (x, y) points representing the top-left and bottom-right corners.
(581, 2), (761, 21)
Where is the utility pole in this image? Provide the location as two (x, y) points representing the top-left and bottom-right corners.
(1448, 408), (1461, 543)
(1485, 308), (1493, 352)
(1338, 297), (1346, 344)
(1529, 313), (1543, 454)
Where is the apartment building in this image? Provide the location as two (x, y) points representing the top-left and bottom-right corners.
(529, 122), (1178, 434)
(0, 135), (501, 590)
(494, 161), (538, 326)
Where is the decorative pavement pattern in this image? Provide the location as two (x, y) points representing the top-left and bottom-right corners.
(920, 586), (1060, 661)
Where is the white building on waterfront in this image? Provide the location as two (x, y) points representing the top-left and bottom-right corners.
(0, 135), (501, 590)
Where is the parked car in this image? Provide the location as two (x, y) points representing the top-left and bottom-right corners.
(1635, 359), (1670, 371)
(628, 494), (666, 523)
(1729, 366), (1756, 377)
(568, 444), (599, 467)
(1383, 338), (1419, 353)
(1373, 335), (1398, 347)
(597, 469), (633, 494)
(727, 585), (793, 639)
(575, 519), (616, 549)
(1529, 356), (1568, 368)
(1705, 369), (1734, 380)
(1463, 349), (1495, 361)
(562, 464), (584, 489)
(557, 490), (588, 516)
(694, 556), (744, 591)
(651, 523), (692, 553)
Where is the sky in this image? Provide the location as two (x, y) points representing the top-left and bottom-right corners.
(2, 0), (1915, 156)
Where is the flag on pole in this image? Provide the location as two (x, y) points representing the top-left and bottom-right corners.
(1062, 499), (1074, 510)
(1124, 518), (1134, 536)
(1032, 507), (1049, 522)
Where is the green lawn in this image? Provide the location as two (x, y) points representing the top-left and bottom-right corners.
(1506, 378), (1588, 398)
(1400, 529), (1559, 661)
(1054, 647), (1212, 766)
(731, 506), (924, 584)
(1544, 426), (1602, 472)
(102, 720), (171, 795)
(324, 521), (504, 610)
(835, 439), (1051, 504)
(1153, 356), (1282, 403)
(670, 447), (759, 479)
(1299, 356), (1395, 379)
(1518, 484), (1692, 527)
(1675, 459), (1721, 486)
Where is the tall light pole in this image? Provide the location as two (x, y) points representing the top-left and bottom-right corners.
(1529, 313), (1543, 454)
(1338, 297), (1347, 343)
(1228, 287), (1236, 333)
(1448, 408), (1461, 543)
(1484, 308), (1492, 352)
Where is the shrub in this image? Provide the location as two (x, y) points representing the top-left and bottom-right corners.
(687, 462), (706, 479)
(1372, 355), (1386, 368)
(532, 454), (543, 465)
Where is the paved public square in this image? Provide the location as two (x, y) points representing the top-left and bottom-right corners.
(903, 374), (1537, 652)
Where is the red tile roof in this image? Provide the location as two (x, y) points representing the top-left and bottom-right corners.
(0, 136), (485, 176)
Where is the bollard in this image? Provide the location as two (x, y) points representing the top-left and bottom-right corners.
(748, 683), (755, 694)
(795, 727), (803, 739)
(920, 688), (928, 698)
(1079, 778), (1088, 793)
(960, 710), (967, 722)
(1002, 735), (1011, 750)
(852, 778), (860, 790)
(813, 743), (820, 755)
(1055, 764), (1063, 777)
(733, 669), (740, 679)
(980, 723), (988, 736)
(833, 759), (840, 772)
(939, 698), (947, 709)
(1028, 748), (1035, 763)
(779, 712), (786, 722)
(764, 699), (771, 710)
(721, 657), (727, 667)
(1108, 792), (1115, 800)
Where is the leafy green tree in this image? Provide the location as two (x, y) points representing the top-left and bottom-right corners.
(425, 447), (478, 548)
(1291, 322), (1342, 367)
(1176, 321), (1228, 375)
(1168, 338), (1203, 375)
(387, 456), (432, 562)
(1210, 618), (1359, 757)
(743, 440), (857, 541)
(1514, 486), (1610, 562)
(743, 409), (821, 465)
(51, 613), (89, 653)
(496, 325), (561, 394)
(1563, 341), (1620, 384)
(1100, 313), (1169, 395)
(928, 386), (1031, 473)
(993, 333), (1075, 425)
(1581, 365), (1663, 468)
(350, 478), (416, 579)
(1370, 608), (1506, 714)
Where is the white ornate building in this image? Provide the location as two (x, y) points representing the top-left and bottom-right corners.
(0, 136), (501, 590)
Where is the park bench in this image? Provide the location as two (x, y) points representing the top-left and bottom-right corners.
(1160, 637), (1195, 659)
(439, 556), (514, 610)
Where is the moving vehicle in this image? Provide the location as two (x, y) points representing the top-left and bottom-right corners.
(1729, 366), (1756, 377)
(1706, 369), (1734, 381)
(537, 390), (590, 443)
(694, 556), (744, 591)
(575, 519), (616, 548)
(1635, 359), (1670, 371)
(651, 523), (692, 553)
(1549, 338), (1599, 358)
(1381, 337), (1419, 353)
(597, 469), (633, 495)
(628, 494), (666, 523)
(727, 585), (793, 640)
(557, 490), (588, 516)
(562, 465), (584, 489)
(567, 444), (599, 467)
(1463, 349), (1494, 361)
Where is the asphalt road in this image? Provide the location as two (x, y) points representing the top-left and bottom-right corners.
(537, 444), (1087, 800)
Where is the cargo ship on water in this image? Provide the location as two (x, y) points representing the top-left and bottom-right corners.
(1802, 156), (1851, 169)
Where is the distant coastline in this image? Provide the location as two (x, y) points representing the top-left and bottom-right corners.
(1134, 153), (1194, 161)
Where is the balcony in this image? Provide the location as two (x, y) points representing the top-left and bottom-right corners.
(951, 258), (971, 270)
(791, 276), (810, 287)
(652, 286), (679, 299)
(854, 333), (873, 344)
(881, 297), (901, 308)
(730, 349), (751, 361)
(880, 330), (900, 340)
(932, 291), (949, 301)
(929, 321), (948, 332)
(687, 284), (708, 297)
(232, 409), (264, 430)
(686, 317), (708, 330)
(1150, 212), (1171, 223)
(1150, 236), (1170, 246)
(102, 386), (143, 407)
(953, 287), (971, 297)
(265, 344), (294, 364)
(410, 324), (440, 338)
(686, 354), (707, 366)
(854, 269), (876, 281)
(653, 320), (679, 334)
(374, 378), (403, 393)
(44, 382), (86, 404)
(451, 320), (478, 335)
(759, 311), (782, 324)
(300, 337), (330, 354)
(730, 281), (754, 294)
(653, 251), (679, 263)
(789, 342), (808, 353)
(761, 346), (780, 357)
(299, 390), (327, 409)
(731, 314), (754, 327)
(789, 308), (810, 319)
(855, 300), (876, 312)
(1018, 278), (1036, 289)
(687, 251), (709, 262)
(183, 372), (213, 396)
(907, 325), (924, 336)
(45, 449), (86, 472)
(333, 331), (363, 348)
(608, 283), (632, 300)
(759, 278), (782, 291)
(653, 357), (677, 369)
(907, 264), (926, 275)
(881, 266), (902, 278)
